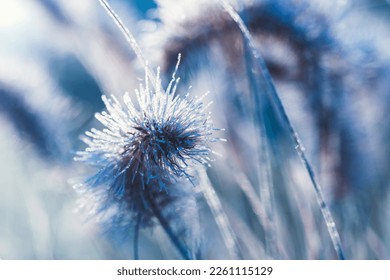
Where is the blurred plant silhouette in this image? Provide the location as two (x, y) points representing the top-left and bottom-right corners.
(0, 0), (390, 259)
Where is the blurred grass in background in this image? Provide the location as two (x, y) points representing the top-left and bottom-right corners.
(0, 0), (390, 259)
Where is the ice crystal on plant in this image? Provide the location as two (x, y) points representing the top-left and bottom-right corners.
(75, 59), (219, 230)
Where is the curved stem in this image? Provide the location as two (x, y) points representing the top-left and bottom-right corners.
(144, 189), (191, 260)
(98, 0), (157, 86)
(243, 41), (278, 259)
(219, 0), (345, 260)
(199, 168), (242, 259)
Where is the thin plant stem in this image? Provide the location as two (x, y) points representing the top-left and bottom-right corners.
(243, 42), (278, 259)
(133, 214), (141, 260)
(98, 0), (157, 86)
(219, 0), (345, 260)
(143, 189), (191, 260)
(198, 168), (242, 259)
(233, 171), (285, 258)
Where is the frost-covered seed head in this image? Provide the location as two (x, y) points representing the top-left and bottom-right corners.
(75, 60), (220, 228)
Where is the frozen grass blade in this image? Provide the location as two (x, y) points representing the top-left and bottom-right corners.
(98, 0), (157, 86)
(242, 42), (279, 259)
(219, 0), (345, 260)
(198, 168), (241, 259)
(233, 170), (283, 258)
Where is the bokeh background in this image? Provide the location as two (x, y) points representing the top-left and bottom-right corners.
(1, 0), (390, 259)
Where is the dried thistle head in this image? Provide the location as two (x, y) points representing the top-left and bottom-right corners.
(75, 58), (220, 230)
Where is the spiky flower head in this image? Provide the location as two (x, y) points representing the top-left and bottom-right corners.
(75, 59), (219, 229)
